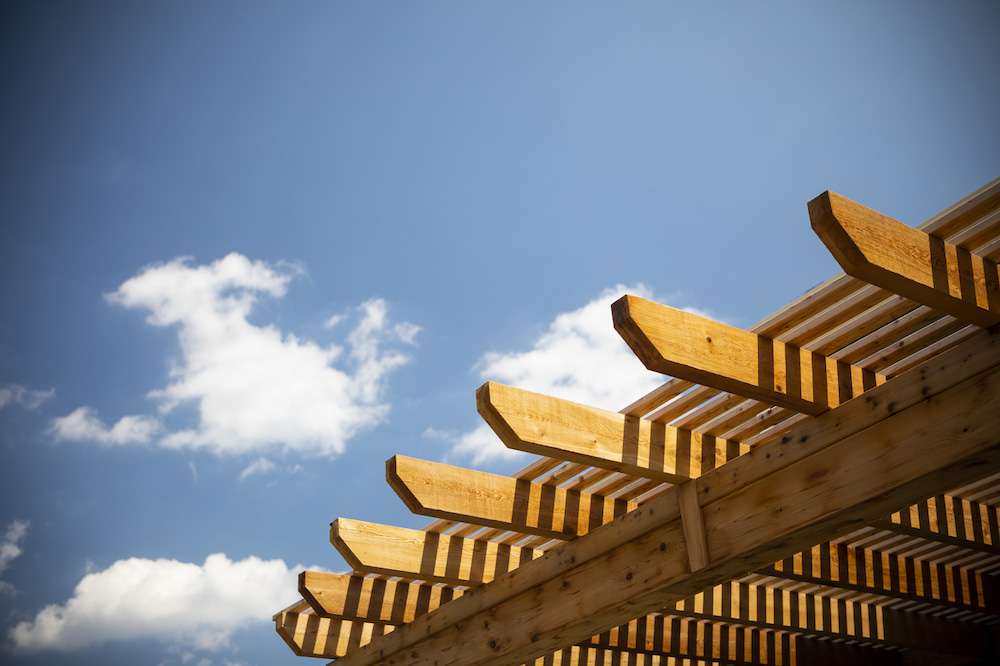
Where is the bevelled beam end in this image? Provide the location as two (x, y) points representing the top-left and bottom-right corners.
(476, 381), (527, 452)
(809, 190), (1000, 328)
(329, 518), (365, 573)
(808, 190), (869, 277)
(611, 294), (667, 372)
(386, 454), (432, 514)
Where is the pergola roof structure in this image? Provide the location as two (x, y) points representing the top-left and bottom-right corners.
(275, 178), (1000, 666)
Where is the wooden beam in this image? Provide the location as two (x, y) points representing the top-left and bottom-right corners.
(678, 482), (710, 572)
(332, 327), (1000, 666)
(387, 455), (633, 539)
(330, 518), (543, 586)
(299, 570), (985, 658)
(307, 538), (997, 636)
(478, 381), (738, 483)
(300, 571), (465, 625)
(809, 190), (1000, 328)
(611, 295), (884, 415)
(880, 494), (1000, 556)
(274, 601), (391, 659)
(764, 541), (1000, 616)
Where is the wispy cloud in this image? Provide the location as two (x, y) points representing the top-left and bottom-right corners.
(50, 254), (417, 461)
(50, 408), (160, 446)
(238, 457), (275, 481)
(0, 519), (29, 595)
(0, 385), (54, 411)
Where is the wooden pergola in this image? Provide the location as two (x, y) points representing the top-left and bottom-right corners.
(275, 179), (1000, 665)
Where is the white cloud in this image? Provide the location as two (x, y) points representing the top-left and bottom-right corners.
(50, 407), (161, 446)
(393, 322), (422, 345)
(8, 553), (303, 653)
(51, 254), (417, 459)
(0, 519), (29, 595)
(444, 285), (711, 465)
(323, 313), (346, 330)
(238, 457), (275, 481)
(0, 384), (54, 411)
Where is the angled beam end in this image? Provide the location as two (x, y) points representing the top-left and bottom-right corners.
(810, 189), (1000, 328)
(385, 454), (425, 515)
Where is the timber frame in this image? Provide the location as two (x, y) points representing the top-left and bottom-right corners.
(275, 178), (1000, 665)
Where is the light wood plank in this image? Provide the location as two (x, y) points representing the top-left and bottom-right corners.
(810, 190), (1000, 327)
(300, 571), (465, 625)
(478, 381), (735, 483)
(388, 455), (634, 539)
(611, 295), (884, 415)
(331, 518), (543, 586)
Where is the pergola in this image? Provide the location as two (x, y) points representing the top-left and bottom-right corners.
(275, 178), (1000, 665)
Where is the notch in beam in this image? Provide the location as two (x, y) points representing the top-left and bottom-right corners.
(810, 190), (1000, 327)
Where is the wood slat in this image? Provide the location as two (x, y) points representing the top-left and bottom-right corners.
(882, 494), (1000, 556)
(765, 541), (1000, 616)
(669, 581), (989, 658)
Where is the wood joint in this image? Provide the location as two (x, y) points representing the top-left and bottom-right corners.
(677, 480), (710, 572)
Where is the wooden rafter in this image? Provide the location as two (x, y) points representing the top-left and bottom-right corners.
(810, 190), (1000, 328)
(331, 327), (1000, 665)
(300, 571), (465, 625)
(478, 382), (743, 482)
(331, 518), (543, 586)
(611, 295), (884, 415)
(387, 455), (633, 539)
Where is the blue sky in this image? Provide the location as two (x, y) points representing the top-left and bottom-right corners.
(1, 1), (998, 663)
